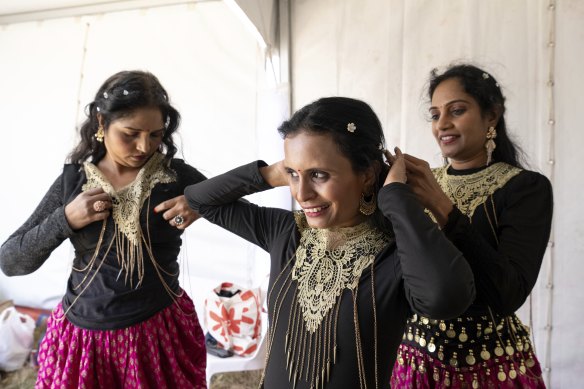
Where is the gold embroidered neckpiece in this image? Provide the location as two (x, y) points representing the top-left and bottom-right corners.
(292, 214), (390, 332)
(260, 212), (391, 389)
(433, 162), (521, 217)
(82, 152), (176, 286)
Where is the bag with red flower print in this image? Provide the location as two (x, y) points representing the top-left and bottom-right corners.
(204, 282), (262, 357)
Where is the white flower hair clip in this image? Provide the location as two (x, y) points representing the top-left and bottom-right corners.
(103, 92), (108, 99)
(482, 73), (490, 80)
(378, 143), (384, 150)
(347, 123), (357, 133)
(123, 90), (129, 95)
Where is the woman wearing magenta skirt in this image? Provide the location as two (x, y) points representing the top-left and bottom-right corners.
(0, 70), (207, 388)
(391, 64), (553, 388)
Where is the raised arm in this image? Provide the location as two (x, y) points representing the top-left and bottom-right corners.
(380, 149), (475, 319)
(184, 161), (293, 252)
(379, 183), (475, 319)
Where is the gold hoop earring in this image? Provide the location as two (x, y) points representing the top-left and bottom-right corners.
(485, 126), (497, 166)
(359, 192), (376, 216)
(95, 125), (105, 143)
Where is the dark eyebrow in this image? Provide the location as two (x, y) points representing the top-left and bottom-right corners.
(429, 99), (471, 111)
(124, 127), (165, 132)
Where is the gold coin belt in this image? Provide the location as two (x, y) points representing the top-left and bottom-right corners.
(398, 312), (540, 385)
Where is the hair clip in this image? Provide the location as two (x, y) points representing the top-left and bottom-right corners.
(378, 143), (384, 150)
(96, 107), (101, 112)
(495, 83), (500, 88)
(347, 123), (356, 133)
(123, 90), (129, 95)
(482, 73), (490, 79)
(103, 92), (109, 99)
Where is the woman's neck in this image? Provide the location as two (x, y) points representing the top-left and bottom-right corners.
(97, 156), (141, 191)
(450, 153), (487, 170)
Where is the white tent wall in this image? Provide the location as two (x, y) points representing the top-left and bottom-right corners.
(291, 0), (583, 387)
(0, 1), (289, 326)
(1, 0), (582, 386)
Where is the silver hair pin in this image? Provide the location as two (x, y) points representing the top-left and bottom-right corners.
(96, 107), (101, 112)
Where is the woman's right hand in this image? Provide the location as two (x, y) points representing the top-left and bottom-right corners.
(383, 147), (407, 185)
(403, 154), (453, 227)
(260, 160), (289, 187)
(64, 188), (112, 230)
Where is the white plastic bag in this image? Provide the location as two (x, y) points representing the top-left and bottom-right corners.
(0, 307), (35, 371)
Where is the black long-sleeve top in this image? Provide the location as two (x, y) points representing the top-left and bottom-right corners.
(442, 166), (553, 314)
(398, 164), (553, 370)
(0, 158), (206, 330)
(185, 161), (475, 388)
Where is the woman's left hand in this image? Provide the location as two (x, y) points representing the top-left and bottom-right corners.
(154, 195), (201, 230)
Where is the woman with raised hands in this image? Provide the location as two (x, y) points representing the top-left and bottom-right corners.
(185, 96), (475, 388)
(391, 64), (553, 388)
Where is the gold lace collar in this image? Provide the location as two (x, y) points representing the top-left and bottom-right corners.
(433, 162), (521, 218)
(292, 212), (391, 332)
(81, 152), (176, 284)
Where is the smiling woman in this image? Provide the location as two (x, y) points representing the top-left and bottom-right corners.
(184, 96), (476, 389)
(283, 131), (368, 228)
(391, 64), (552, 388)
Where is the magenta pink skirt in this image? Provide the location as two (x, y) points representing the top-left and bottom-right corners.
(391, 344), (546, 389)
(35, 293), (206, 389)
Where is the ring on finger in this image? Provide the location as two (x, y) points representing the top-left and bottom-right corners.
(93, 200), (107, 213)
(174, 215), (185, 226)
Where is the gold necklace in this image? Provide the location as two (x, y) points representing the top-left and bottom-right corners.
(82, 152), (176, 287)
(260, 213), (391, 388)
(433, 162), (521, 218)
(57, 154), (196, 321)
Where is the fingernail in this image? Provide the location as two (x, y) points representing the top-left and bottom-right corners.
(153, 208), (158, 214)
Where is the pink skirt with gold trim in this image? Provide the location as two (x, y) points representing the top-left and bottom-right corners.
(35, 292), (206, 388)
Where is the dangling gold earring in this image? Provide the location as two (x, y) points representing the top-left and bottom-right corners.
(359, 192), (376, 216)
(485, 126), (497, 166)
(95, 125), (105, 143)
